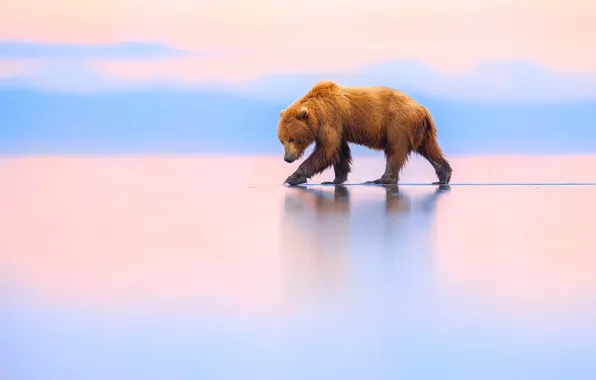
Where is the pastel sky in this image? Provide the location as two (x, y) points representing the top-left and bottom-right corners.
(2, 0), (596, 154)
(1, 0), (594, 85)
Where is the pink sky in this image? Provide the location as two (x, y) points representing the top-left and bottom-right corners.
(1, 0), (595, 81)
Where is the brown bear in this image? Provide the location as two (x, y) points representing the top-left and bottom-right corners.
(277, 80), (452, 186)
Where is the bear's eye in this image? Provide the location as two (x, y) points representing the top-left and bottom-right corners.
(289, 138), (295, 143)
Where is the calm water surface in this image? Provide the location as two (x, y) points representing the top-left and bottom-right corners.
(1, 155), (596, 380)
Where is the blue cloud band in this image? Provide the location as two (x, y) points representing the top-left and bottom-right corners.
(0, 41), (192, 59)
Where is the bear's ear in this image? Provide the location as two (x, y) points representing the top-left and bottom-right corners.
(296, 107), (309, 120)
(280, 109), (285, 117)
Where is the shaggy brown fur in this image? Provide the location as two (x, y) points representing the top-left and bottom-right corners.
(277, 80), (452, 186)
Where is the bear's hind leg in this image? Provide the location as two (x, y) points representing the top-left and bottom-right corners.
(366, 144), (410, 185)
(417, 137), (452, 185)
(322, 141), (352, 185)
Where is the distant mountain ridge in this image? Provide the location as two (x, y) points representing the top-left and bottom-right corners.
(1, 86), (595, 155)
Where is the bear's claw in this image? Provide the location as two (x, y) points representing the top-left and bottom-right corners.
(284, 176), (307, 186)
(321, 179), (346, 185)
(365, 177), (397, 185)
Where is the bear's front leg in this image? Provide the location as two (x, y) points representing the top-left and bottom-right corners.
(321, 141), (351, 185)
(284, 171), (308, 186)
(284, 144), (338, 186)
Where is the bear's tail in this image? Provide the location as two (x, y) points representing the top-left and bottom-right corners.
(421, 106), (438, 141)
(411, 106), (438, 151)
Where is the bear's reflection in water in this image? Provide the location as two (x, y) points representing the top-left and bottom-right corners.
(281, 184), (451, 253)
(278, 184), (450, 302)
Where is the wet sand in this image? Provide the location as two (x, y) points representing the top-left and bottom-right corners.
(1, 154), (596, 380)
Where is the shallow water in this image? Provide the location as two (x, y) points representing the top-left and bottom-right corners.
(1, 154), (596, 380)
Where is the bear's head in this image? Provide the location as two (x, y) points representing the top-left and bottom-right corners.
(277, 105), (316, 163)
